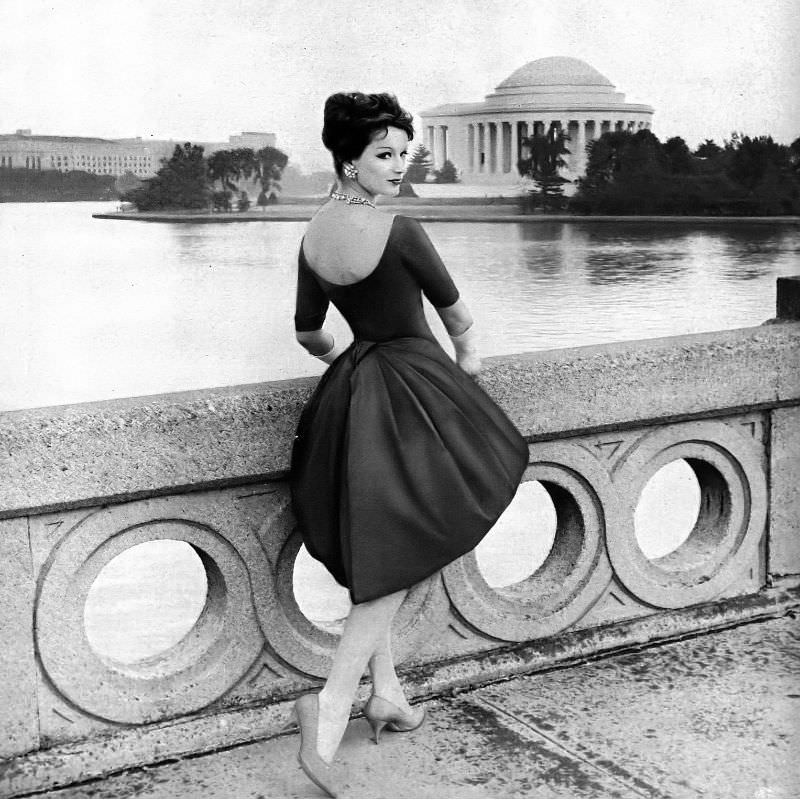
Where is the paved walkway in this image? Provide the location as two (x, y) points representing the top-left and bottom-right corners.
(41, 615), (799, 799)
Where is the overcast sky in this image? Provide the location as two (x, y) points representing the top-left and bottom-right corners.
(3, 0), (798, 171)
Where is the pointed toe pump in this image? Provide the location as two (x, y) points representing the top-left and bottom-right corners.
(363, 695), (426, 744)
(294, 694), (339, 798)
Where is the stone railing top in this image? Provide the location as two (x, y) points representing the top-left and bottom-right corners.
(1, 322), (798, 518)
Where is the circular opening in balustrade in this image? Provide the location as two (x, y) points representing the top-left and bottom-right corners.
(475, 480), (557, 589)
(634, 459), (701, 559)
(84, 540), (208, 664)
(293, 545), (352, 635)
(633, 458), (729, 572)
(442, 451), (615, 642)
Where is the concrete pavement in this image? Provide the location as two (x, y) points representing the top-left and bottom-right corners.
(34, 614), (799, 799)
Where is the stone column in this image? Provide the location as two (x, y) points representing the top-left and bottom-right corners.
(467, 124), (475, 173)
(477, 123), (484, 173)
(575, 119), (586, 174)
(433, 126), (444, 169)
(498, 122), (507, 174)
(510, 120), (519, 175)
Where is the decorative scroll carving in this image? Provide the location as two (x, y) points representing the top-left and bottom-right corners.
(608, 420), (767, 608)
(35, 499), (265, 724)
(442, 442), (616, 641)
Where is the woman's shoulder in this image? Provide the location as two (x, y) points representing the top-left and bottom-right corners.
(389, 214), (428, 244)
(389, 215), (435, 252)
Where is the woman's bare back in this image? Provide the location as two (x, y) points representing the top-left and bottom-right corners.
(302, 204), (395, 286)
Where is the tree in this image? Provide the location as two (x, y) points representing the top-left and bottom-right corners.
(663, 136), (694, 174)
(572, 129), (754, 215)
(208, 148), (245, 211)
(694, 139), (722, 159)
(726, 134), (787, 191)
(433, 159), (459, 183)
(790, 137), (800, 180)
(574, 130), (630, 195)
(518, 124), (571, 210)
(122, 142), (209, 210)
(724, 134), (800, 213)
(254, 146), (289, 202)
(405, 145), (433, 183)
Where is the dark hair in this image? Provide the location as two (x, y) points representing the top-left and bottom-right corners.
(322, 92), (414, 177)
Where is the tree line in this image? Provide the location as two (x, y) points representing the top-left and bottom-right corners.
(122, 143), (289, 211)
(121, 129), (800, 215)
(517, 126), (800, 215)
(0, 167), (118, 203)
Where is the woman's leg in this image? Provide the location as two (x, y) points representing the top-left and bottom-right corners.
(367, 630), (414, 713)
(314, 588), (407, 762)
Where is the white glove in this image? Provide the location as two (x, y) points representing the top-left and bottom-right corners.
(449, 325), (481, 375)
(315, 338), (347, 365)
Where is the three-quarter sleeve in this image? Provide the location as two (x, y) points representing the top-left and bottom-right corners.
(397, 216), (460, 308)
(294, 246), (329, 332)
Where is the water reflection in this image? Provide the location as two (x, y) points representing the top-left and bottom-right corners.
(584, 248), (688, 285)
(717, 227), (798, 280)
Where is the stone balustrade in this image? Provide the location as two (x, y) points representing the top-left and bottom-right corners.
(1, 277), (799, 797)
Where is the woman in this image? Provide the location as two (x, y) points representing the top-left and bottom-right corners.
(290, 92), (527, 796)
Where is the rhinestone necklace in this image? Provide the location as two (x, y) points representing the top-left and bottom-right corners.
(329, 190), (376, 208)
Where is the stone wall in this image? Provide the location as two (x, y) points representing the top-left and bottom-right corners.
(1, 295), (799, 796)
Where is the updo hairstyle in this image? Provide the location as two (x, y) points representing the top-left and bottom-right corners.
(322, 92), (414, 178)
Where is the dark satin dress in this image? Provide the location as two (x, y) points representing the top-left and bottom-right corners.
(290, 215), (527, 604)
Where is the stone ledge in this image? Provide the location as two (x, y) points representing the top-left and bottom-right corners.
(1, 323), (798, 518)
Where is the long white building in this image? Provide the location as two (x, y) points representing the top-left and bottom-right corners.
(420, 56), (654, 187)
(0, 130), (276, 177)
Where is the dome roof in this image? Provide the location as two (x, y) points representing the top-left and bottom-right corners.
(497, 57), (613, 90)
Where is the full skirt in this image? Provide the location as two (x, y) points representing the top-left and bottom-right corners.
(290, 336), (528, 604)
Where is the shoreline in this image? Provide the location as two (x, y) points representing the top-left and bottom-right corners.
(92, 206), (800, 225)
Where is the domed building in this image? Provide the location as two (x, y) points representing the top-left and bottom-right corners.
(419, 57), (654, 187)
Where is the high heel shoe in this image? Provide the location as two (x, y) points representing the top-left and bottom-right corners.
(293, 694), (338, 798)
(363, 694), (426, 745)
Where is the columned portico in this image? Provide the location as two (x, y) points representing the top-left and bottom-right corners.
(446, 114), (632, 180)
(420, 56), (654, 190)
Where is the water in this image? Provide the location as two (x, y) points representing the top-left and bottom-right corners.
(1, 202), (797, 412)
(5, 202), (798, 660)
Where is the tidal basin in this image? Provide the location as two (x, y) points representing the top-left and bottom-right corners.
(1, 201), (798, 413)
